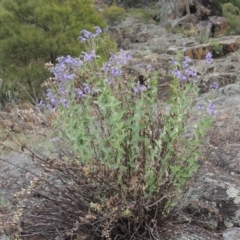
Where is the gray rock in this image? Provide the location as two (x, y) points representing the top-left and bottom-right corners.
(223, 227), (240, 240)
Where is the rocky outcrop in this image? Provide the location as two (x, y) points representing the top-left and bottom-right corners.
(184, 36), (240, 59)
(166, 82), (240, 239)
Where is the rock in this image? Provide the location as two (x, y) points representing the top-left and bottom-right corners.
(173, 83), (240, 237)
(209, 16), (228, 36)
(185, 36), (240, 59)
(223, 227), (240, 240)
(169, 14), (198, 29)
(196, 20), (213, 38)
(185, 43), (211, 59)
(199, 72), (237, 93)
(134, 31), (150, 42)
(0, 234), (10, 240)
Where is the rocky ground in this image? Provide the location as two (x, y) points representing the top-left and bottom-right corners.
(1, 3), (240, 239)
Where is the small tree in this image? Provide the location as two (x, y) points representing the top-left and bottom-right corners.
(211, 0), (240, 15)
(0, 0), (110, 102)
(222, 2), (240, 34)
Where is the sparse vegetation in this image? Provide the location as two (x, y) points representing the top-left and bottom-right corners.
(196, 28), (210, 44)
(210, 40), (223, 56)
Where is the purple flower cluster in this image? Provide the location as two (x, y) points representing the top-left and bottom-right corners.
(102, 50), (132, 78)
(210, 81), (219, 90)
(51, 55), (83, 82)
(206, 102), (216, 115)
(78, 26), (102, 43)
(82, 50), (96, 62)
(46, 47), (94, 109)
(196, 101), (216, 116)
(133, 81), (148, 93)
(171, 56), (198, 83)
(205, 52), (213, 64)
(146, 64), (154, 72)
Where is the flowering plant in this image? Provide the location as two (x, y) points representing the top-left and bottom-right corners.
(40, 30), (216, 238)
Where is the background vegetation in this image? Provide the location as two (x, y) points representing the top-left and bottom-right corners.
(212, 0), (240, 15)
(222, 2), (240, 34)
(0, 0), (116, 104)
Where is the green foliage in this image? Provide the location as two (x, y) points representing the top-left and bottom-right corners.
(127, 7), (154, 23)
(0, 81), (19, 107)
(222, 2), (240, 34)
(210, 40), (223, 56)
(102, 5), (126, 25)
(0, 0), (110, 102)
(211, 0), (240, 16)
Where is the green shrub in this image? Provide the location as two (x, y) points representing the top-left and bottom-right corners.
(210, 40), (223, 56)
(222, 2), (240, 34)
(0, 81), (19, 107)
(127, 7), (154, 23)
(211, 0), (240, 15)
(0, 0), (110, 103)
(102, 5), (126, 25)
(40, 32), (213, 237)
(9, 30), (215, 239)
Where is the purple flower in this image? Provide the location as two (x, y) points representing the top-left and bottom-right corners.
(105, 50), (132, 67)
(133, 81), (147, 93)
(196, 104), (204, 111)
(46, 89), (58, 107)
(117, 50), (132, 65)
(59, 84), (66, 95)
(207, 102), (216, 115)
(172, 69), (181, 78)
(50, 97), (58, 106)
(105, 78), (113, 85)
(78, 36), (86, 43)
(179, 74), (187, 81)
(83, 83), (91, 94)
(185, 68), (197, 78)
(80, 29), (93, 39)
(75, 88), (85, 99)
(102, 62), (110, 72)
(205, 52), (213, 64)
(171, 60), (178, 66)
(110, 67), (121, 77)
(147, 64), (154, 72)
(93, 26), (102, 37)
(182, 57), (192, 68)
(83, 50), (96, 62)
(61, 98), (68, 108)
(57, 55), (83, 68)
(210, 82), (219, 89)
(63, 73), (75, 81)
